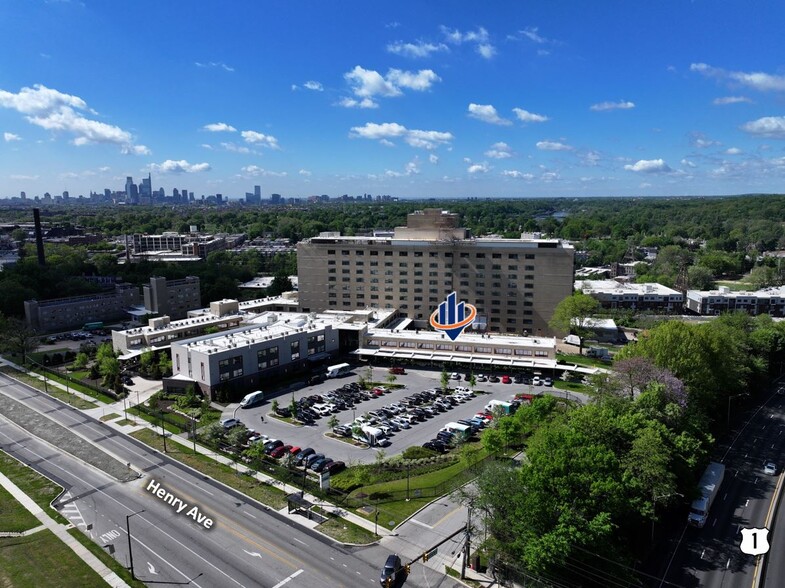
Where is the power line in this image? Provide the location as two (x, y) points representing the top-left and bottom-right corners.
(571, 544), (688, 588)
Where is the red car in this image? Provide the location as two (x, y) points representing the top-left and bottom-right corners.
(270, 444), (292, 459)
(388, 367), (406, 375)
(288, 445), (301, 456)
(501, 375), (511, 384)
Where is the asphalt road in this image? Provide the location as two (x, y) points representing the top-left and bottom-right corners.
(226, 366), (586, 465)
(0, 370), (468, 588)
(653, 386), (785, 588)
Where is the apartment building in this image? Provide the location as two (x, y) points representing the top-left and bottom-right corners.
(686, 286), (785, 317)
(576, 280), (684, 312)
(143, 276), (201, 320)
(297, 209), (574, 336)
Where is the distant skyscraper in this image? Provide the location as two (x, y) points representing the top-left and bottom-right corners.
(271, 193), (281, 204)
(62, 190), (69, 200)
(254, 185), (261, 199)
(20, 191), (26, 200)
(140, 174), (152, 198)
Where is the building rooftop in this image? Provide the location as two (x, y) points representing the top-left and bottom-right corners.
(576, 280), (682, 296)
(687, 286), (785, 299)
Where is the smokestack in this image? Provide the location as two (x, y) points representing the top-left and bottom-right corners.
(33, 208), (46, 266)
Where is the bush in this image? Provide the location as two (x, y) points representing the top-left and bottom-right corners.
(402, 446), (437, 460)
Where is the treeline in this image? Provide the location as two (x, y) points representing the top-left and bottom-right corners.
(476, 313), (785, 586)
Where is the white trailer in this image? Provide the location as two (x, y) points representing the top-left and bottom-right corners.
(688, 462), (725, 528)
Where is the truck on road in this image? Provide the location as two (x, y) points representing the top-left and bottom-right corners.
(688, 462), (725, 528)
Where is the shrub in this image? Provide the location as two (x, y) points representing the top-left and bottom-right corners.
(402, 446), (437, 460)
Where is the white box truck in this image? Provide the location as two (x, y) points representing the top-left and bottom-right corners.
(687, 462), (725, 528)
(444, 422), (472, 441)
(326, 363), (352, 378)
(563, 334), (581, 346)
(484, 399), (513, 415)
(357, 424), (390, 447)
(239, 390), (264, 408)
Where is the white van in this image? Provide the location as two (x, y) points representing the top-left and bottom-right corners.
(239, 390), (264, 408)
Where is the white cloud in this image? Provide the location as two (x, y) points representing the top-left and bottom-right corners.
(467, 103), (511, 126)
(379, 139), (395, 147)
(689, 132), (720, 148)
(741, 116), (785, 138)
(405, 158), (420, 175)
(343, 66), (440, 105)
(338, 97), (378, 109)
(203, 122), (237, 132)
(121, 144), (151, 155)
(581, 150), (601, 166)
(3, 132), (21, 142)
(681, 158), (697, 168)
(536, 140), (572, 151)
(502, 170), (534, 180)
(303, 80), (323, 91)
(440, 25), (489, 44)
(387, 40), (449, 58)
(541, 171), (559, 182)
(98, 166), (110, 172)
(0, 83), (147, 153)
(10, 174), (39, 180)
(467, 162), (490, 174)
(220, 142), (252, 154)
(624, 158), (672, 173)
(298, 169), (312, 177)
(201, 143), (213, 150)
(241, 165), (287, 177)
(429, 153), (439, 164)
(148, 160), (211, 174)
(520, 27), (547, 43)
(241, 130), (279, 148)
(440, 26), (495, 59)
(713, 96), (752, 105)
(512, 107), (549, 123)
(476, 44), (496, 59)
(590, 100), (635, 112)
(195, 61), (234, 72)
(691, 63), (785, 92)
(348, 122), (453, 151)
(485, 142), (513, 159)
(725, 147), (742, 155)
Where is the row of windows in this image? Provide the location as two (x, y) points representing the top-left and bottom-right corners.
(325, 248), (536, 260)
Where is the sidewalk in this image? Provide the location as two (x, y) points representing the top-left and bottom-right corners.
(0, 471), (130, 588)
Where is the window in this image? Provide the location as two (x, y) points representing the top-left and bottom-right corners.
(327, 249), (335, 255)
(525, 254), (535, 259)
(370, 261), (378, 266)
(370, 250), (378, 256)
(355, 250), (364, 255)
(341, 250), (349, 255)
(384, 251), (393, 256)
(399, 251), (408, 256)
(218, 355), (243, 381)
(492, 264), (501, 270)
(460, 253), (469, 258)
(257, 346), (279, 369)
(525, 265), (534, 271)
(342, 260), (350, 265)
(476, 253), (486, 258)
(327, 260), (335, 265)
(415, 251), (423, 257)
(508, 253), (518, 259)
(290, 340), (300, 361)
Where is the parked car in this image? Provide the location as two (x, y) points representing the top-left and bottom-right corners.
(488, 375), (500, 383)
(532, 376), (542, 386)
(476, 374), (487, 382)
(263, 440), (283, 454)
(391, 417), (411, 429)
(388, 367), (406, 375)
(288, 445), (301, 456)
(294, 448), (315, 465)
(326, 460), (346, 474)
(512, 374), (525, 384)
(270, 444), (292, 459)
(450, 372), (461, 380)
(501, 375), (511, 384)
(220, 418), (241, 429)
(310, 457), (333, 472)
(422, 440), (447, 453)
(543, 377), (553, 387)
(305, 453), (325, 468)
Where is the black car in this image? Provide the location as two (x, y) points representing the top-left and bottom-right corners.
(326, 460), (345, 474)
(311, 458), (333, 473)
(488, 375), (500, 383)
(294, 448), (315, 465)
(411, 408), (427, 420)
(422, 440), (447, 453)
(513, 374), (525, 384)
(380, 553), (402, 586)
(305, 453), (325, 468)
(263, 440), (284, 454)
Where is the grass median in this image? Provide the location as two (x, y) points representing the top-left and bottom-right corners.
(0, 366), (97, 410)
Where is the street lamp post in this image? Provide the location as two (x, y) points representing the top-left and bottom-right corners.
(727, 393), (747, 428)
(126, 509), (145, 580)
(651, 493), (683, 544)
(406, 462), (410, 502)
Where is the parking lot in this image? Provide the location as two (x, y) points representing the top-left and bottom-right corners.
(223, 366), (582, 465)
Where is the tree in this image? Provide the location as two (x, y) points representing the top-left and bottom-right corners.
(386, 373), (397, 386)
(549, 292), (601, 354)
(327, 414), (339, 431)
(0, 317), (39, 364)
(749, 265), (778, 290)
(200, 422), (225, 446)
(440, 368), (450, 394)
(267, 270), (293, 297)
(271, 399), (279, 414)
(468, 373), (477, 390)
(687, 265), (716, 290)
(226, 425), (249, 450)
(72, 352), (89, 370)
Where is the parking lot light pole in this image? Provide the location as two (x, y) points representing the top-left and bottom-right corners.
(126, 509), (145, 580)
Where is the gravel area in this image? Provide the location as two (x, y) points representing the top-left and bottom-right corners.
(0, 393), (137, 482)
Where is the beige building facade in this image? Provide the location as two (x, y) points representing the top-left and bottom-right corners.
(298, 209), (574, 336)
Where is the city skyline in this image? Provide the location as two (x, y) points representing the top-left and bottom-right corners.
(1, 1), (784, 199)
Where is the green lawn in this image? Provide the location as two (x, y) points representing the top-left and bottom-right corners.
(0, 530), (107, 588)
(131, 429), (289, 509)
(0, 483), (40, 532)
(315, 511), (380, 544)
(553, 380), (592, 393)
(99, 412), (121, 422)
(35, 369), (115, 403)
(0, 451), (68, 527)
(0, 366), (98, 409)
(556, 353), (611, 369)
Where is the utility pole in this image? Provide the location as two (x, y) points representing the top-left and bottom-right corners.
(126, 509), (145, 580)
(461, 503), (472, 579)
(160, 412), (167, 453)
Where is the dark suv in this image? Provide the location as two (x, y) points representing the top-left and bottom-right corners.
(380, 553), (402, 586)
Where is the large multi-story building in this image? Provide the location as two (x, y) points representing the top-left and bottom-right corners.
(297, 208), (574, 335)
(25, 276), (201, 332)
(143, 276), (202, 320)
(686, 286), (785, 317)
(130, 232), (245, 260)
(576, 280), (684, 312)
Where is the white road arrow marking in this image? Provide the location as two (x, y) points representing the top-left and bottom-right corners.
(243, 549), (263, 559)
(146, 562), (158, 575)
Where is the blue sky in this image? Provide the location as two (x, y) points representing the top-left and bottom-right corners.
(1, 0), (784, 200)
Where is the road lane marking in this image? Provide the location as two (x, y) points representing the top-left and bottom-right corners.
(271, 569), (303, 588)
(745, 499), (749, 507)
(146, 562), (158, 575)
(723, 493), (727, 501)
(712, 518), (717, 527)
(726, 558), (730, 569)
(410, 519), (434, 529)
(754, 477), (759, 485)
(293, 537), (307, 546)
(242, 511), (257, 519)
(700, 549), (705, 560)
(243, 550), (263, 559)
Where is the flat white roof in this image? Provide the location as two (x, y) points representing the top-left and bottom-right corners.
(118, 313), (242, 337)
(366, 328), (557, 349)
(577, 280), (682, 297)
(687, 286), (785, 300)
